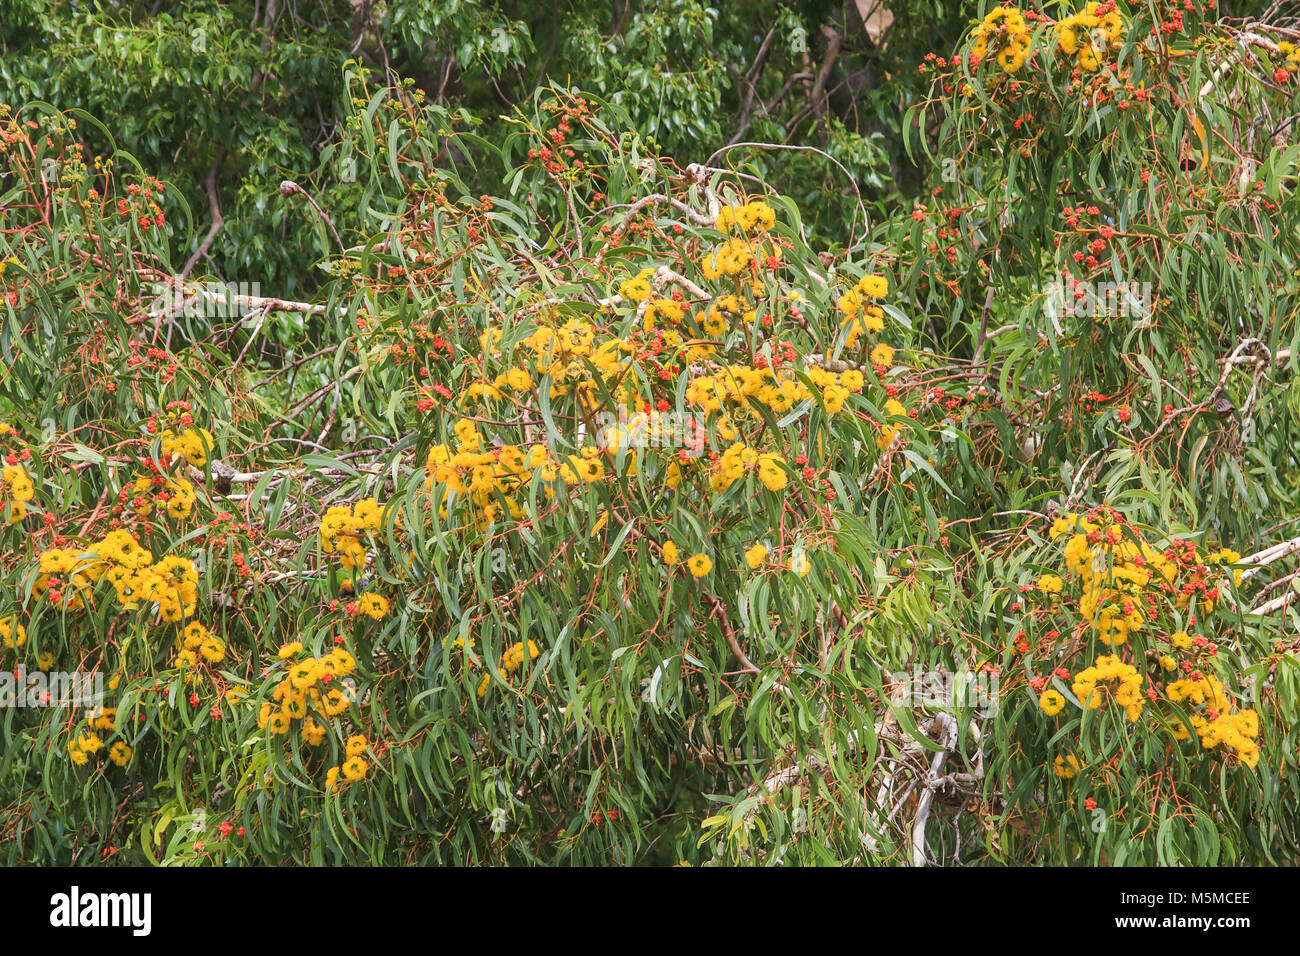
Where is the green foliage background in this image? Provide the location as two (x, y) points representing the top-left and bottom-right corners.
(0, 0), (965, 292)
(1, 0), (1299, 866)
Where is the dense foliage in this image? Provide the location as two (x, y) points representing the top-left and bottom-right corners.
(2, 1), (1299, 866)
(0, 0), (967, 292)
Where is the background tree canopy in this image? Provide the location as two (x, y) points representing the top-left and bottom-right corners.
(2, 0), (1300, 866)
(1, 0), (971, 293)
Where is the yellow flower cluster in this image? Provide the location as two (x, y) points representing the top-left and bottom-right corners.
(836, 273), (888, 349)
(1038, 688), (1066, 715)
(426, 420), (608, 526)
(619, 269), (653, 302)
(1167, 671), (1230, 712)
(1210, 547), (1243, 585)
(661, 541), (712, 577)
(0, 615), (26, 650)
(357, 592), (389, 620)
(1194, 710), (1260, 768)
(1168, 673), (1260, 768)
(695, 304), (729, 337)
(129, 473), (197, 520)
(972, 5), (1032, 73)
(1034, 510), (1266, 775)
(683, 362), (864, 424)
(1056, 2), (1124, 73)
(715, 200), (776, 234)
(68, 709), (132, 767)
(319, 497), (391, 571)
(696, 199), (781, 278)
(325, 734), (372, 789)
(456, 247), (846, 529)
(1051, 511), (1178, 645)
(502, 639), (540, 672)
(1053, 754), (1082, 779)
(463, 366), (536, 405)
(641, 297), (686, 331)
(477, 639), (541, 696)
(38, 531), (198, 622)
(700, 237), (755, 279)
(876, 397), (910, 450)
(161, 426), (213, 467)
(1278, 41), (1300, 75)
(67, 731), (100, 765)
(1037, 573), (1063, 594)
(704, 443), (789, 493)
(518, 318), (640, 399)
(257, 643), (358, 738)
(2, 463), (34, 524)
(176, 621), (226, 668)
(1071, 654), (1145, 721)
